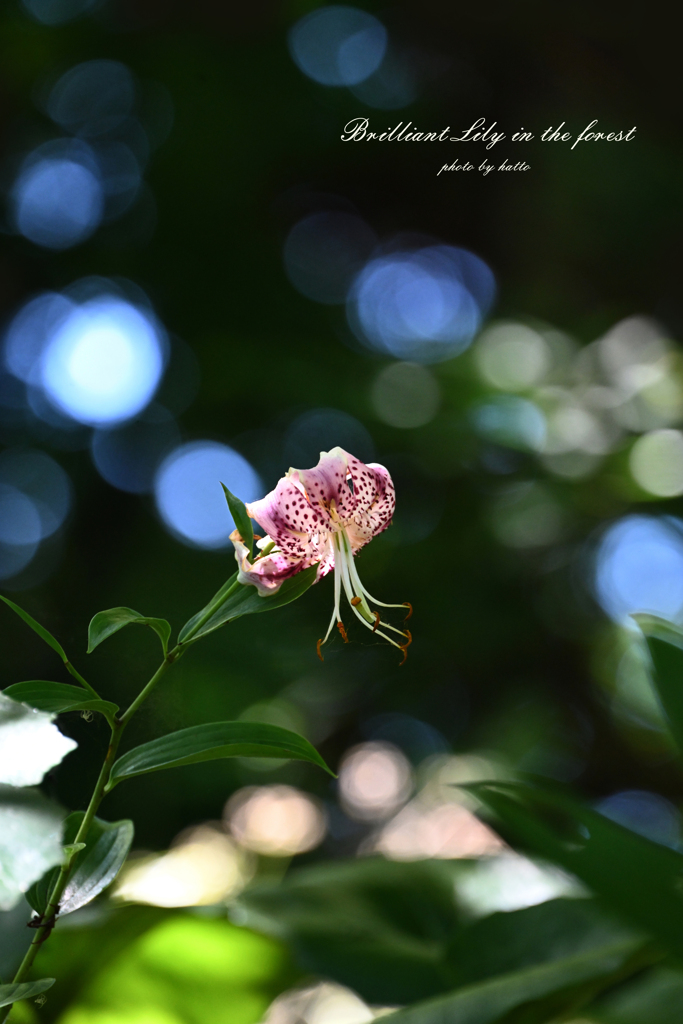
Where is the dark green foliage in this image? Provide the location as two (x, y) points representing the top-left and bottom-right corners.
(3, 681), (118, 718)
(222, 484), (254, 559)
(27, 812), (134, 917)
(237, 858), (650, 1007)
(469, 781), (683, 960)
(87, 608), (171, 656)
(109, 720), (332, 786)
(178, 565), (318, 643)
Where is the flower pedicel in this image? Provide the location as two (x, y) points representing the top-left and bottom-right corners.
(231, 447), (412, 662)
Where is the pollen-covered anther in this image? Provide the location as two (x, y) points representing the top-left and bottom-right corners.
(402, 602), (413, 621)
(316, 639), (324, 662)
(372, 611), (381, 633)
(337, 621), (349, 643)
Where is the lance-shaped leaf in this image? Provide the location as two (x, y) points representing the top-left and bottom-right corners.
(0, 979), (55, 1008)
(468, 780), (683, 963)
(27, 812), (134, 917)
(26, 863), (60, 918)
(222, 483), (253, 559)
(380, 938), (646, 1024)
(633, 614), (683, 755)
(0, 693), (77, 788)
(108, 721), (333, 788)
(179, 564), (318, 644)
(178, 572), (239, 642)
(0, 786), (64, 911)
(4, 681), (118, 719)
(1, 594), (67, 663)
(87, 607), (171, 656)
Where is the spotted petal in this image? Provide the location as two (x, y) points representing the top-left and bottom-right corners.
(289, 447), (363, 522)
(344, 461), (395, 552)
(363, 461), (395, 533)
(245, 477), (320, 560)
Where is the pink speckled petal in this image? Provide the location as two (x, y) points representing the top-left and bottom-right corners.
(344, 513), (376, 553)
(290, 447), (359, 521)
(245, 477), (320, 560)
(364, 461), (396, 534)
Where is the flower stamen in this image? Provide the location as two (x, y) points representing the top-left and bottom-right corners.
(235, 447), (410, 659)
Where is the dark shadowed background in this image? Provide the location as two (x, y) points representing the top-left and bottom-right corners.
(1, 1), (682, 1019)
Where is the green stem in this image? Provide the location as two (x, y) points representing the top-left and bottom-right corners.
(64, 660), (101, 699)
(1, 647), (182, 1021)
(117, 646), (182, 729)
(0, 723), (123, 1014)
(179, 580), (241, 645)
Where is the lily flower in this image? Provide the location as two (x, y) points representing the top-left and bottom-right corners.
(230, 447), (412, 662)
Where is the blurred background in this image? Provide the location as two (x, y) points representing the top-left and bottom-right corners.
(1, 0), (682, 1020)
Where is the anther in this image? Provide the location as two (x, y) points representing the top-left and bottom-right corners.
(337, 621), (349, 643)
(316, 639), (324, 662)
(351, 596), (362, 606)
(398, 645), (409, 667)
(403, 602), (413, 621)
(372, 611), (381, 632)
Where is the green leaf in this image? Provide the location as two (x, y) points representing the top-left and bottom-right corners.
(588, 966), (683, 1023)
(179, 564), (318, 644)
(60, 814), (134, 914)
(109, 720), (333, 788)
(446, 897), (645, 989)
(4, 681), (119, 718)
(0, 978), (55, 1008)
(25, 862), (60, 918)
(383, 939), (645, 1024)
(177, 572), (239, 642)
(87, 607), (171, 656)
(238, 858), (476, 1004)
(634, 615), (683, 755)
(222, 483), (254, 559)
(236, 857), (645, 1007)
(64, 842), (86, 856)
(27, 812), (134, 917)
(0, 594), (67, 663)
(0, 786), (64, 911)
(469, 781), (683, 962)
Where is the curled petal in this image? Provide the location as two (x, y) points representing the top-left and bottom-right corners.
(342, 460), (395, 552)
(231, 530), (313, 596)
(364, 461), (395, 534)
